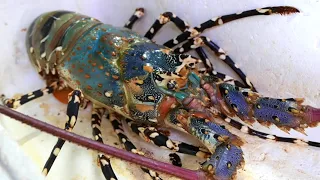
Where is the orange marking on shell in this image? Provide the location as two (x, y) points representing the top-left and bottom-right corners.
(87, 46), (92, 50)
(99, 65), (104, 69)
(105, 72), (110, 76)
(135, 104), (154, 112)
(112, 75), (119, 80)
(97, 83), (103, 88)
(76, 47), (81, 51)
(92, 62), (97, 66)
(53, 88), (73, 104)
(87, 85), (92, 90)
(85, 74), (91, 79)
(71, 64), (76, 68)
(143, 65), (153, 73)
(71, 52), (76, 56)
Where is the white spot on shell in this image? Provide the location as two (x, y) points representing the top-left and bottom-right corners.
(69, 116), (77, 128)
(218, 18), (223, 25)
(40, 35), (49, 43)
(179, 48), (184, 53)
(219, 54), (226, 60)
(53, 148), (60, 156)
(100, 158), (109, 166)
(166, 140), (175, 149)
(266, 135), (276, 140)
(41, 52), (46, 58)
(149, 132), (159, 138)
(150, 28), (154, 34)
(224, 117), (231, 123)
(256, 8), (270, 13)
(29, 47), (34, 53)
(240, 126), (249, 133)
(173, 38), (178, 44)
(105, 91), (113, 97)
(74, 95), (81, 104)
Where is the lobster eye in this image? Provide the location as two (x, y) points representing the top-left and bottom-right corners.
(167, 80), (177, 90)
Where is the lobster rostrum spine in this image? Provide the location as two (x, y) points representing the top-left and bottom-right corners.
(1, 6), (319, 180)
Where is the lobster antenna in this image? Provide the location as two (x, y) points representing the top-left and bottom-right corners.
(0, 105), (206, 180)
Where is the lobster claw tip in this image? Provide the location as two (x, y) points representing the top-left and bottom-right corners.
(201, 143), (244, 180)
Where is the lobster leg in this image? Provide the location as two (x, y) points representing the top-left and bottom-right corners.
(124, 7), (145, 29)
(42, 89), (83, 175)
(164, 6), (299, 48)
(174, 36), (256, 91)
(219, 113), (320, 147)
(141, 11), (255, 91)
(126, 119), (211, 158)
(108, 113), (163, 180)
(91, 106), (118, 180)
(0, 82), (56, 109)
(144, 11), (189, 39)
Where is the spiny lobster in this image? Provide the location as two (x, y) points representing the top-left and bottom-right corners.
(0, 5), (319, 180)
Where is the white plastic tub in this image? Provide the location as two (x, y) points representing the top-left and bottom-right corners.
(0, 0), (319, 180)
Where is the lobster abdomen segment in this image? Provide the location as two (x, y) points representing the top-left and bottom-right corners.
(26, 11), (102, 77)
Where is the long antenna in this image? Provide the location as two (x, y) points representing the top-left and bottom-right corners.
(0, 105), (207, 180)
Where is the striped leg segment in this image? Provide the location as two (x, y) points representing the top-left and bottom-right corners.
(108, 113), (162, 180)
(1, 83), (56, 109)
(140, 11), (254, 91)
(144, 12), (189, 39)
(42, 89), (83, 176)
(164, 6), (299, 48)
(124, 8), (145, 29)
(174, 36), (256, 91)
(195, 47), (247, 88)
(91, 107), (118, 180)
(126, 119), (211, 158)
(220, 114), (320, 147)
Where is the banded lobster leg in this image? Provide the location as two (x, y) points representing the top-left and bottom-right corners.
(143, 10), (254, 90)
(163, 6), (299, 48)
(173, 36), (255, 90)
(91, 105), (162, 180)
(126, 119), (211, 158)
(163, 6), (300, 89)
(0, 82), (57, 109)
(91, 106), (118, 180)
(108, 112), (163, 180)
(42, 89), (83, 175)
